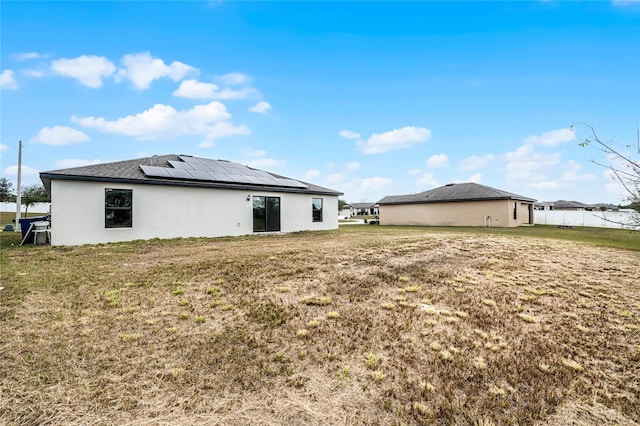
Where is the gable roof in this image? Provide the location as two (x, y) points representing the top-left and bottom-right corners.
(378, 182), (535, 205)
(40, 154), (343, 196)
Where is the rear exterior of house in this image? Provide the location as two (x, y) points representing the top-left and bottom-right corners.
(378, 183), (535, 228)
(40, 154), (342, 246)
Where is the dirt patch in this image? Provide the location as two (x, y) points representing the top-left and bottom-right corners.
(1, 229), (639, 425)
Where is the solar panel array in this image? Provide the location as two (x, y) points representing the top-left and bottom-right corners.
(140, 156), (308, 189)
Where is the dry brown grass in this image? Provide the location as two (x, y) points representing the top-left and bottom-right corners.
(1, 228), (639, 425)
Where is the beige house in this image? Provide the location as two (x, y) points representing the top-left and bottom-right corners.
(378, 182), (536, 227)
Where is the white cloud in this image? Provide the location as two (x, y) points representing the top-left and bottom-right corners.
(360, 126), (431, 154)
(459, 154), (494, 170)
(465, 173), (483, 183)
(3, 165), (40, 180)
(51, 55), (116, 88)
(325, 173), (347, 184)
(116, 52), (196, 90)
(54, 159), (102, 169)
(529, 181), (565, 190)
(245, 158), (286, 169)
(31, 126), (89, 146)
(215, 87), (258, 100)
(339, 130), (361, 140)
(304, 169), (321, 179)
(1, 69), (18, 90)
(72, 101), (249, 142)
(559, 160), (597, 182)
(21, 69), (44, 78)
(15, 52), (42, 61)
(408, 168), (421, 176)
(249, 101), (272, 114)
(504, 144), (561, 182)
(602, 169), (629, 198)
(244, 147), (267, 158)
(173, 79), (220, 99)
(358, 176), (393, 191)
(344, 162), (360, 171)
(216, 72), (252, 85)
(416, 173), (439, 188)
(425, 153), (449, 168)
(523, 127), (575, 147)
(173, 79), (257, 100)
(0, 144), (9, 152)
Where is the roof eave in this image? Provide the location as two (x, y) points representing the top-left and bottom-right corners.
(39, 173), (343, 196)
(379, 196), (536, 205)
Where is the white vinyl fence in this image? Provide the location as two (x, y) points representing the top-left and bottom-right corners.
(534, 210), (639, 229)
(0, 202), (51, 214)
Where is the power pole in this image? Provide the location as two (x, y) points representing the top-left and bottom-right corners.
(15, 140), (22, 232)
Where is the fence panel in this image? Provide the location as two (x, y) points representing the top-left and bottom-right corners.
(534, 210), (638, 229)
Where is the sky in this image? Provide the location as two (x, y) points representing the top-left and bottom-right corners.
(1, 1), (639, 205)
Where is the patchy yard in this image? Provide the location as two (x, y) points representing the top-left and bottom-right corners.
(1, 228), (639, 425)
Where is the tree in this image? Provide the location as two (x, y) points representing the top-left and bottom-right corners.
(579, 125), (639, 227)
(338, 198), (349, 212)
(21, 184), (50, 217)
(0, 178), (16, 202)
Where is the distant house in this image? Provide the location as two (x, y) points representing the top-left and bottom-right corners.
(535, 200), (620, 212)
(378, 182), (536, 227)
(350, 202), (379, 216)
(40, 154), (342, 246)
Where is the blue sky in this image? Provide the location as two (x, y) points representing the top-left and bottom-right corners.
(1, 1), (638, 204)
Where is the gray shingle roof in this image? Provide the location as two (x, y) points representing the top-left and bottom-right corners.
(378, 182), (535, 205)
(350, 202), (378, 209)
(40, 154), (343, 196)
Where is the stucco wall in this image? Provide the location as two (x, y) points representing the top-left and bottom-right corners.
(50, 180), (338, 246)
(379, 199), (533, 227)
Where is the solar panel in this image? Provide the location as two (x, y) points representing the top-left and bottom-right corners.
(208, 172), (234, 182)
(141, 157), (309, 188)
(168, 160), (195, 169)
(228, 174), (253, 184)
(179, 155), (201, 164)
(188, 170), (215, 181)
(140, 165), (171, 177)
(166, 168), (194, 179)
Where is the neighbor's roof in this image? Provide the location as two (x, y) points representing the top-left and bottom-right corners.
(40, 154), (343, 196)
(378, 182), (536, 205)
(350, 202), (378, 209)
(553, 200), (594, 209)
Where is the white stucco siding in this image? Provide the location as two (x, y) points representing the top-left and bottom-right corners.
(50, 180), (338, 246)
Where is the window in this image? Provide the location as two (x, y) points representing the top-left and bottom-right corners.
(105, 189), (132, 228)
(513, 201), (517, 220)
(253, 196), (280, 232)
(312, 198), (323, 222)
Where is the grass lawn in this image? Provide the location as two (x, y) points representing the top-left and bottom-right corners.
(1, 226), (639, 425)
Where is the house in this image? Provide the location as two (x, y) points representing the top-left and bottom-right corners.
(378, 182), (536, 227)
(350, 202), (379, 216)
(535, 200), (620, 212)
(40, 154), (342, 246)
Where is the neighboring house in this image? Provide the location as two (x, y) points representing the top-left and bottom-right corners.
(350, 202), (379, 216)
(378, 182), (536, 227)
(535, 200), (619, 212)
(533, 201), (555, 211)
(40, 154), (342, 246)
(338, 205), (352, 218)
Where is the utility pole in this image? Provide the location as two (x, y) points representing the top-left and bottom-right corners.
(15, 140), (22, 232)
